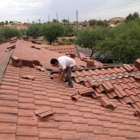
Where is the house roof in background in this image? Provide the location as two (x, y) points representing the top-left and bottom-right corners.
(0, 39), (140, 140)
(46, 45), (80, 58)
(109, 17), (124, 20)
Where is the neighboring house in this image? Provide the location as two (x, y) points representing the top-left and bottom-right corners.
(109, 23), (122, 28)
(3, 23), (29, 30)
(0, 38), (140, 139)
(0, 24), (4, 29)
(109, 17), (124, 28)
(109, 17), (125, 24)
(81, 21), (90, 28)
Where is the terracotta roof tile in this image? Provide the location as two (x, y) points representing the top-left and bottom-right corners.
(16, 136), (38, 140)
(16, 125), (38, 136)
(18, 97), (34, 103)
(0, 123), (16, 134)
(0, 134), (16, 140)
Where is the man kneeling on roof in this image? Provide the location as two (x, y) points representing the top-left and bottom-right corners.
(50, 56), (76, 88)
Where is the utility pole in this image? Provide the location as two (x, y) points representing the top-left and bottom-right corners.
(48, 15), (50, 22)
(56, 13), (58, 22)
(68, 17), (69, 25)
(76, 10), (78, 32)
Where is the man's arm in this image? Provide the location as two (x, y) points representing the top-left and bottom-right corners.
(59, 68), (63, 74)
(60, 68), (66, 81)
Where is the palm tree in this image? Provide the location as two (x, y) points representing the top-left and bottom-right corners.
(62, 19), (68, 25)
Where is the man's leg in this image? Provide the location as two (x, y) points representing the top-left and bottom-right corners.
(66, 67), (74, 87)
(63, 67), (68, 82)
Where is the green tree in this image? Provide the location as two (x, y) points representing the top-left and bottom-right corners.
(26, 24), (41, 39)
(5, 20), (8, 26)
(19, 29), (28, 39)
(76, 28), (109, 57)
(99, 19), (140, 63)
(104, 20), (109, 27)
(0, 27), (21, 41)
(96, 20), (104, 26)
(125, 13), (133, 22)
(62, 19), (68, 25)
(41, 22), (65, 44)
(64, 25), (74, 36)
(0, 21), (4, 25)
(88, 19), (96, 27)
(133, 12), (139, 19)
(125, 12), (139, 22)
(76, 29), (94, 55)
(76, 29), (98, 57)
(9, 21), (14, 24)
(52, 19), (59, 23)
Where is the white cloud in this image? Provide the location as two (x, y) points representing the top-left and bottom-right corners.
(0, 0), (140, 22)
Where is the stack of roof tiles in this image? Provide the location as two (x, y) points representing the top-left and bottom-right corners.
(0, 38), (140, 140)
(80, 52), (104, 67)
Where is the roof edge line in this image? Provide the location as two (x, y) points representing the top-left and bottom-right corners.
(49, 64), (134, 74)
(0, 49), (14, 84)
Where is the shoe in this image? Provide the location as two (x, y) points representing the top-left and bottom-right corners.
(63, 79), (68, 82)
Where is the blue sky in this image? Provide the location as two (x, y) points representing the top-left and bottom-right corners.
(0, 0), (140, 23)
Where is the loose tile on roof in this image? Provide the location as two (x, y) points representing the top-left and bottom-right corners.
(80, 52), (104, 67)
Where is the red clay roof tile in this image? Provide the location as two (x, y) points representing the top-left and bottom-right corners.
(100, 97), (116, 110)
(71, 94), (81, 100)
(134, 59), (140, 69)
(16, 125), (38, 136)
(102, 81), (114, 92)
(78, 88), (95, 96)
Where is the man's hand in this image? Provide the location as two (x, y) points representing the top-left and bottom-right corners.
(58, 69), (62, 74)
(58, 71), (62, 74)
(59, 68), (66, 82)
(60, 77), (63, 81)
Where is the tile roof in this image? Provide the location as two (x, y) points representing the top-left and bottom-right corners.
(69, 63), (140, 111)
(46, 45), (104, 67)
(0, 43), (10, 68)
(12, 40), (89, 70)
(47, 45), (80, 57)
(0, 39), (140, 139)
(0, 41), (15, 83)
